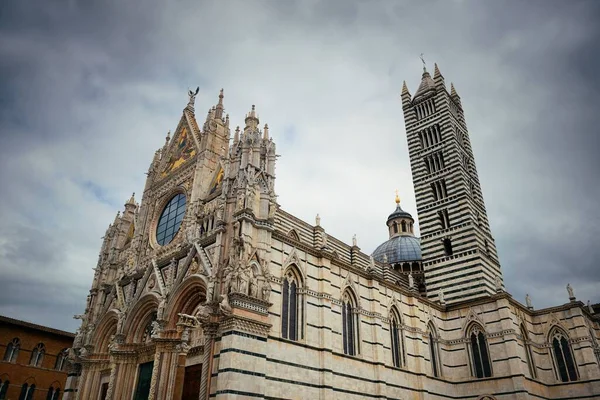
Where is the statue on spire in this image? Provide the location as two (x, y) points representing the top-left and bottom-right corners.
(420, 53), (427, 73)
(187, 86), (200, 108)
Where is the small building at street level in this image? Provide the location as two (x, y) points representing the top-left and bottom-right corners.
(0, 315), (74, 400)
(67, 64), (600, 399)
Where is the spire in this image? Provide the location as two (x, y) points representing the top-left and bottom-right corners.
(263, 123), (269, 140)
(413, 55), (436, 101)
(215, 89), (224, 120)
(433, 63), (441, 78)
(234, 126), (240, 143)
(450, 82), (459, 98)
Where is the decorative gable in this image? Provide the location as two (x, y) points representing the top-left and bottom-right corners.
(161, 123), (198, 178)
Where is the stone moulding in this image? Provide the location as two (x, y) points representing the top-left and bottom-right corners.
(218, 314), (272, 338)
(228, 292), (272, 316)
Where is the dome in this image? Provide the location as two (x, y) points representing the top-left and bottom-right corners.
(371, 235), (422, 264)
(387, 204), (413, 223)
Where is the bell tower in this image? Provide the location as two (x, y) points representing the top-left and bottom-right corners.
(401, 61), (502, 304)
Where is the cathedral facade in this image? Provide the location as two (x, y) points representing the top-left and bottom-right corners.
(68, 65), (600, 400)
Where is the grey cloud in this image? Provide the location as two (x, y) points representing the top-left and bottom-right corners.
(0, 0), (599, 331)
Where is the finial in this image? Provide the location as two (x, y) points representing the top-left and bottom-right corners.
(219, 88), (224, 101)
(252, 104), (255, 111)
(263, 123), (269, 140)
(420, 53), (427, 73)
(165, 131), (171, 144)
(234, 126), (240, 142)
(126, 192), (136, 205)
(395, 189), (400, 205)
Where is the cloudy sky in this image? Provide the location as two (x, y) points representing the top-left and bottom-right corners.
(1, 0), (599, 332)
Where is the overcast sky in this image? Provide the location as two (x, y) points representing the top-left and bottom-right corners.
(1, 0), (599, 333)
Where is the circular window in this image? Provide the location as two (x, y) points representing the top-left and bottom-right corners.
(156, 193), (186, 246)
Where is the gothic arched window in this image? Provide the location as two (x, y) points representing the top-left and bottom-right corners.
(18, 383), (35, 400)
(281, 267), (304, 341)
(29, 343), (45, 367)
(342, 290), (359, 356)
(54, 348), (69, 371)
(429, 323), (441, 377)
(550, 328), (578, 382)
(3, 338), (20, 362)
(468, 324), (492, 378)
(0, 379), (9, 400)
(520, 325), (536, 379)
(46, 386), (60, 400)
(389, 308), (404, 368)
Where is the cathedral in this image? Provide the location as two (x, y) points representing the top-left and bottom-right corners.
(68, 64), (600, 400)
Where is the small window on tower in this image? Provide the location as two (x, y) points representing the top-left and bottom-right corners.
(443, 238), (453, 256)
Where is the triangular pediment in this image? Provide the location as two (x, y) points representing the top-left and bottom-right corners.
(160, 116), (199, 178)
(207, 164), (225, 197)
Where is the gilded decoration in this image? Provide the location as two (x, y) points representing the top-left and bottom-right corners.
(162, 126), (196, 177)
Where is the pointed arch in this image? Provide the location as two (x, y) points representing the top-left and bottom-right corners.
(341, 288), (360, 356)
(124, 293), (160, 343)
(92, 309), (119, 354)
(389, 306), (405, 368)
(520, 324), (536, 379)
(549, 326), (578, 382)
(165, 275), (207, 329)
(281, 264), (304, 341)
(3, 337), (20, 363)
(29, 343), (45, 367)
(467, 322), (492, 378)
(0, 377), (9, 400)
(428, 321), (441, 377)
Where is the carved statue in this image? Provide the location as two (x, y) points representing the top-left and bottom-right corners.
(187, 86), (199, 108)
(588, 300), (595, 314)
(382, 254), (388, 264)
(195, 305), (211, 324)
(206, 276), (215, 303)
(261, 279), (272, 302)
(352, 234), (357, 247)
(219, 293), (232, 315)
(249, 277), (259, 298)
(438, 289), (445, 304)
(495, 275), (503, 292)
(315, 214), (321, 226)
(151, 320), (162, 337)
(85, 324), (95, 345)
(525, 294), (532, 309)
(189, 258), (199, 273)
(79, 347), (89, 358)
(236, 192), (244, 211)
(408, 273), (414, 289)
(116, 310), (126, 334)
(567, 283), (575, 299)
(181, 328), (190, 343)
(157, 297), (167, 321)
(73, 328), (83, 349)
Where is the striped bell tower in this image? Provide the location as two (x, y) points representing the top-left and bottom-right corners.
(401, 62), (502, 304)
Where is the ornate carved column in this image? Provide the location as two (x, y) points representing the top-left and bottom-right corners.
(147, 347), (162, 400)
(199, 323), (219, 400)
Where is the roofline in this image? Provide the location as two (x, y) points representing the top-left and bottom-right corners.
(0, 315), (75, 338)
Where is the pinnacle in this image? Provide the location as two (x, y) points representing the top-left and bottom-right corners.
(450, 82), (458, 97)
(433, 63), (441, 78)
